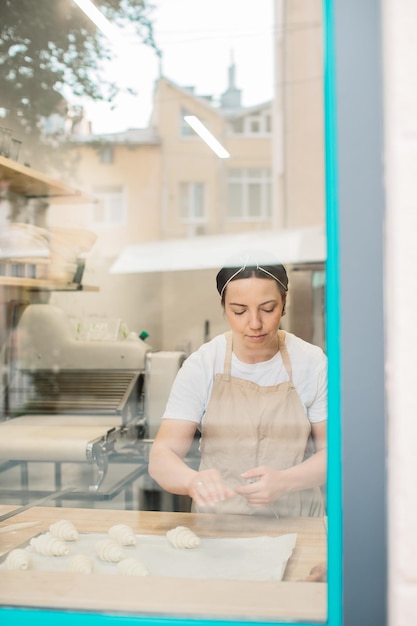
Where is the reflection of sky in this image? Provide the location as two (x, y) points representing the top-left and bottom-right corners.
(79, 0), (274, 134)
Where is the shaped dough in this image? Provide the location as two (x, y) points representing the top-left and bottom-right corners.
(30, 532), (70, 556)
(68, 554), (94, 573)
(108, 524), (136, 546)
(166, 526), (200, 549)
(95, 539), (126, 562)
(49, 519), (79, 541)
(117, 557), (150, 576)
(5, 548), (32, 570)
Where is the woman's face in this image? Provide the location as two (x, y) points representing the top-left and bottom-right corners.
(223, 276), (285, 356)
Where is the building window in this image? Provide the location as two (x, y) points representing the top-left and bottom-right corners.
(265, 114), (272, 133)
(180, 107), (197, 137)
(227, 168), (272, 221)
(228, 109), (272, 136)
(179, 182), (205, 223)
(91, 184), (126, 227)
(230, 118), (244, 133)
(249, 118), (260, 133)
(98, 145), (114, 164)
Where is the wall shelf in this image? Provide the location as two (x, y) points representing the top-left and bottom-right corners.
(0, 155), (91, 202)
(0, 276), (98, 291)
(0, 157), (97, 292)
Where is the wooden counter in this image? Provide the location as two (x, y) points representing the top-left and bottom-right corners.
(0, 505), (327, 622)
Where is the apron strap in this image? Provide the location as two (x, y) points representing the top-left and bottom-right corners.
(278, 330), (292, 379)
(223, 331), (233, 381)
(223, 330), (292, 380)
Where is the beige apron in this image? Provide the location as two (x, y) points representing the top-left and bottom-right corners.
(195, 330), (324, 517)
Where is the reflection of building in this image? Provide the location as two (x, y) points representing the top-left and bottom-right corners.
(273, 0), (325, 229)
(150, 74), (273, 239)
(60, 0), (326, 251)
(42, 100), (92, 139)
(61, 127), (162, 259)
(49, 8), (326, 352)
(47, 66), (278, 351)
(54, 4), (325, 253)
(272, 0), (325, 348)
(59, 63), (274, 258)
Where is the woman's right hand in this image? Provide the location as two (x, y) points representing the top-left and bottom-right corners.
(189, 469), (235, 508)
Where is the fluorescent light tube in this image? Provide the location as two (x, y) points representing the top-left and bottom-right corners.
(72, 0), (120, 44)
(184, 116), (230, 159)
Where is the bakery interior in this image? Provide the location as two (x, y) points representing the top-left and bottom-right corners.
(0, 1), (328, 623)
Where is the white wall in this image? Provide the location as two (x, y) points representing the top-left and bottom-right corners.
(383, 1), (417, 624)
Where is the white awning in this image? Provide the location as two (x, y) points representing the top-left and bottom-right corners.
(109, 226), (326, 274)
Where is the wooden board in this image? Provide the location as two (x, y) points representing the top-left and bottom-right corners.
(0, 506), (327, 621)
(0, 155), (90, 201)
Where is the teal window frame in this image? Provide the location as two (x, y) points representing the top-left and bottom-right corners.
(2, 0), (388, 623)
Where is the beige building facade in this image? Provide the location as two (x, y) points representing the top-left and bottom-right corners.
(52, 129), (161, 258)
(49, 70), (280, 352)
(46, 2), (325, 354)
(274, 0), (325, 229)
(60, 72), (276, 246)
(151, 76), (274, 238)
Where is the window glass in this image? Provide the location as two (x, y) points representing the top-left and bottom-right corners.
(91, 185), (126, 227)
(248, 182), (262, 216)
(249, 168), (263, 178)
(227, 168), (272, 220)
(99, 145), (114, 164)
(179, 182), (205, 221)
(265, 114), (272, 133)
(0, 1), (330, 624)
(228, 182), (243, 217)
(230, 117), (244, 133)
(180, 107), (196, 137)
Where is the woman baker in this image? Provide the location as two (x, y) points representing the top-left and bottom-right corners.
(149, 255), (327, 517)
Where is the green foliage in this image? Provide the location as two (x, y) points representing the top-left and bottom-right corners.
(0, 0), (158, 173)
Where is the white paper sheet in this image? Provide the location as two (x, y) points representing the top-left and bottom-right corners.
(2, 532), (297, 582)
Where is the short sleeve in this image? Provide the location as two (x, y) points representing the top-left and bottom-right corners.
(162, 340), (221, 424)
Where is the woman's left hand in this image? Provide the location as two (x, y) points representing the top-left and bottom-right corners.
(234, 466), (285, 506)
(235, 444), (327, 506)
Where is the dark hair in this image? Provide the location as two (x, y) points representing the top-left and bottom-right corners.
(216, 264), (289, 305)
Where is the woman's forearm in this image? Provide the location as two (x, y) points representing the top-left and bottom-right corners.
(282, 447), (327, 493)
(148, 442), (197, 496)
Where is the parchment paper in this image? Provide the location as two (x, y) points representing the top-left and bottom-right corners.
(2, 531), (297, 582)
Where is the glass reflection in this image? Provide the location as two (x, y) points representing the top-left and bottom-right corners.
(0, 0), (327, 622)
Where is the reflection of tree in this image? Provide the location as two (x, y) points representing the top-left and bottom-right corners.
(0, 0), (159, 174)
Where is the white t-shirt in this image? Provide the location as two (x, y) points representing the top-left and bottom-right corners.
(162, 332), (327, 426)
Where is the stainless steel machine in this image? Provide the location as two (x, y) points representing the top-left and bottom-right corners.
(0, 303), (185, 504)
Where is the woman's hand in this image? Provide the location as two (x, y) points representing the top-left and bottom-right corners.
(234, 466), (286, 506)
(235, 445), (327, 506)
(189, 469), (235, 508)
